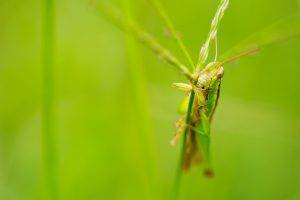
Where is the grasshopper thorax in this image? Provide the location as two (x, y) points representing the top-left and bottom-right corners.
(196, 62), (224, 91)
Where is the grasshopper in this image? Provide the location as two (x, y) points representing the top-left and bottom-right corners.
(94, 0), (300, 177)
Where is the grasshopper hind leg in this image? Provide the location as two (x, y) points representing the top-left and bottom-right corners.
(182, 129), (203, 171)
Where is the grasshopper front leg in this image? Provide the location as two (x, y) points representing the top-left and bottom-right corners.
(207, 78), (222, 122)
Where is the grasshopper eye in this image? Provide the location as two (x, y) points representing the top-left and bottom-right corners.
(200, 86), (206, 90)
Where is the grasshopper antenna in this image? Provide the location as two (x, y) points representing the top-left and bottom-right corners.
(220, 47), (261, 66)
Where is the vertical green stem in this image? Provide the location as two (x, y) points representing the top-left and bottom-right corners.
(42, 0), (58, 199)
(172, 91), (195, 200)
(122, 0), (158, 199)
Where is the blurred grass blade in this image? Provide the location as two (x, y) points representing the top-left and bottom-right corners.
(42, 0), (59, 199)
(122, 0), (158, 198)
(93, 1), (193, 81)
(147, 0), (195, 69)
(221, 12), (300, 59)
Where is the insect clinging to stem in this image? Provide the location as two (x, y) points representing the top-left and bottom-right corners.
(93, 0), (300, 177)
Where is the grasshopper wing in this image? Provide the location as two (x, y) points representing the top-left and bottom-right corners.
(196, 112), (213, 177)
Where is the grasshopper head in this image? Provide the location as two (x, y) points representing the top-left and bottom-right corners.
(197, 62), (224, 91)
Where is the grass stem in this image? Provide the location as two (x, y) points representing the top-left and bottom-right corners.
(94, 1), (194, 81)
(122, 0), (158, 198)
(171, 91), (195, 200)
(148, 0), (195, 70)
(42, 0), (58, 199)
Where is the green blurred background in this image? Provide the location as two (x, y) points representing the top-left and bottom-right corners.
(1, 0), (300, 199)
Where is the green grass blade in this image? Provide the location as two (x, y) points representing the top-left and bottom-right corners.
(42, 0), (59, 199)
(94, 1), (193, 81)
(172, 91), (195, 200)
(221, 12), (300, 59)
(122, 0), (158, 198)
(148, 0), (195, 70)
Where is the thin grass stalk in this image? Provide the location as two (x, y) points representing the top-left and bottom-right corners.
(171, 91), (195, 200)
(148, 0), (195, 70)
(42, 0), (58, 199)
(94, 1), (194, 81)
(122, 0), (158, 198)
